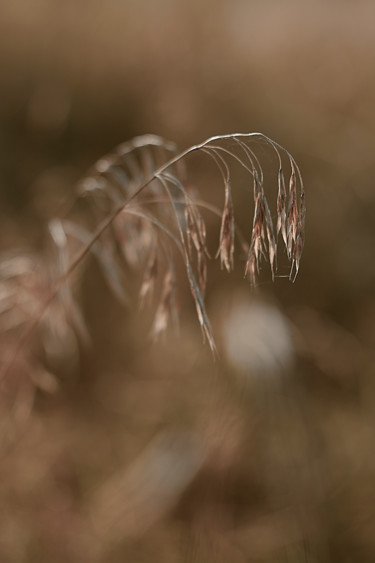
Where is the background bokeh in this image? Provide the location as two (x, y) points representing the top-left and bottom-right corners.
(1, 1), (375, 561)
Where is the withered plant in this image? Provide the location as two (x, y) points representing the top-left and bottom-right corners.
(1, 133), (305, 406)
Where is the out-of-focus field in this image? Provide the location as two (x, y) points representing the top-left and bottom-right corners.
(1, 1), (375, 561)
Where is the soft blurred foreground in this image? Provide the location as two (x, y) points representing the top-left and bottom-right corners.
(1, 1), (375, 562)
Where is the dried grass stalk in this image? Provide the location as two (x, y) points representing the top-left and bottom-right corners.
(1, 133), (305, 371)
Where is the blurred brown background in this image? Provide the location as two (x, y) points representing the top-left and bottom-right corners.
(1, 1), (375, 562)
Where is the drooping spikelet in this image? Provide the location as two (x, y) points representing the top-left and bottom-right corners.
(244, 169), (276, 285)
(152, 265), (178, 339)
(277, 168), (287, 247)
(217, 180), (235, 272)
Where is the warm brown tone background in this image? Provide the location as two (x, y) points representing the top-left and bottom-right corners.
(1, 1), (375, 561)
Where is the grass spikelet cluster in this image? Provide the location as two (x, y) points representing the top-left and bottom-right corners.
(1, 132), (305, 378)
